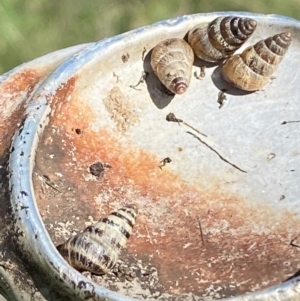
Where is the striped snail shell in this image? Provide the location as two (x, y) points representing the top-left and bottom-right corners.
(57, 204), (138, 275)
(151, 38), (194, 94)
(222, 32), (292, 91)
(187, 16), (257, 63)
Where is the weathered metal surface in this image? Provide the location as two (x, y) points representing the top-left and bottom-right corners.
(3, 11), (300, 301)
(0, 44), (92, 301)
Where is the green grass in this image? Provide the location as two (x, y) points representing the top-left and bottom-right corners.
(0, 0), (299, 75)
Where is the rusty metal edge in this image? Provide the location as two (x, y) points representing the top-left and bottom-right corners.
(8, 11), (300, 301)
(0, 43), (91, 85)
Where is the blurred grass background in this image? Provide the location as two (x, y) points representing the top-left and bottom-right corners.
(0, 0), (299, 75)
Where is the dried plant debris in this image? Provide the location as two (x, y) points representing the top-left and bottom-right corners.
(187, 131), (247, 173)
(113, 72), (120, 83)
(159, 157), (172, 169)
(89, 162), (111, 177)
(217, 89), (227, 109)
(142, 47), (147, 61)
(129, 71), (149, 90)
(103, 86), (139, 132)
(197, 217), (205, 246)
(86, 253), (205, 301)
(165, 113), (245, 173)
(166, 112), (183, 123)
(42, 174), (62, 193)
(193, 66), (206, 80)
(281, 120), (300, 125)
(166, 113), (207, 137)
(290, 236), (300, 248)
(279, 195), (285, 201)
(122, 53), (130, 63)
(85, 254), (163, 297)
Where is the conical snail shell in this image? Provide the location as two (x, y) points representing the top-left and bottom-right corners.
(187, 16), (257, 63)
(222, 32), (292, 91)
(151, 38), (194, 94)
(57, 204), (138, 275)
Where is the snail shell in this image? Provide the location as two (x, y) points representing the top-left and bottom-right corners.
(151, 38), (194, 94)
(187, 16), (257, 63)
(57, 204), (138, 275)
(222, 32), (292, 91)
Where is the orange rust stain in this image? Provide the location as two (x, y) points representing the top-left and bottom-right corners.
(0, 69), (40, 104)
(47, 76), (77, 113)
(46, 87), (300, 230)
(34, 85), (300, 297)
(0, 103), (26, 155)
(50, 87), (193, 199)
(0, 68), (42, 155)
(74, 129), (189, 199)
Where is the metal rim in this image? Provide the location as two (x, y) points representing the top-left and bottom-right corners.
(8, 11), (300, 301)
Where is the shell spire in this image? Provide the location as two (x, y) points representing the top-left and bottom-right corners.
(151, 38), (194, 94)
(57, 204), (138, 275)
(222, 32), (292, 91)
(187, 16), (257, 62)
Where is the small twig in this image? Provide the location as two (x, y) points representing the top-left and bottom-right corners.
(281, 120), (300, 125)
(141, 47), (147, 61)
(182, 121), (207, 137)
(43, 175), (62, 193)
(290, 237), (300, 248)
(129, 71), (149, 90)
(121, 53), (130, 63)
(197, 217), (205, 246)
(166, 112), (207, 137)
(187, 131), (247, 173)
(194, 66), (206, 80)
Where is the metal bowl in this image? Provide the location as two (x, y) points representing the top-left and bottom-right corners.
(2, 11), (300, 301)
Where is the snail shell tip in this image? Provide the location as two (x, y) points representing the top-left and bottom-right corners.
(282, 31), (292, 41)
(151, 39), (193, 94)
(187, 16), (258, 62)
(175, 83), (188, 95)
(248, 18), (257, 27)
(222, 31), (292, 91)
(171, 77), (188, 95)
